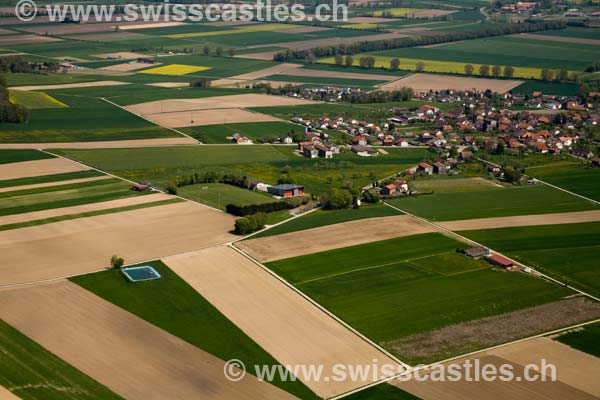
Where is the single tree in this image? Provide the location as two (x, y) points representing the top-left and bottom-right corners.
(479, 64), (490, 76)
(110, 255), (124, 269)
(344, 55), (354, 67)
(334, 54), (343, 65)
(464, 64), (474, 75)
(390, 58), (400, 70)
(415, 61), (425, 72)
(215, 47), (223, 56)
(503, 66), (514, 78)
(492, 65), (502, 78)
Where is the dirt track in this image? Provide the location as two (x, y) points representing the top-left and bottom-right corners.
(0, 137), (198, 149)
(0, 158), (89, 181)
(237, 215), (438, 262)
(9, 80), (129, 91)
(381, 73), (523, 94)
(0, 175), (110, 194)
(0, 281), (296, 400)
(0, 201), (235, 286)
(439, 209), (600, 231)
(0, 192), (171, 226)
(164, 246), (403, 398)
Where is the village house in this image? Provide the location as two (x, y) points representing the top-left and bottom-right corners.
(380, 184), (396, 196)
(418, 162), (433, 175)
(433, 161), (450, 174)
(352, 145), (379, 157)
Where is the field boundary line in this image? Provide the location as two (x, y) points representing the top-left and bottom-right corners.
(100, 97), (199, 143)
(475, 156), (600, 206)
(383, 201), (600, 303)
(295, 251), (454, 286)
(229, 244), (412, 372)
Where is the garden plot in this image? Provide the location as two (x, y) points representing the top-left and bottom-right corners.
(164, 245), (403, 399)
(0, 201), (235, 286)
(0, 281), (295, 400)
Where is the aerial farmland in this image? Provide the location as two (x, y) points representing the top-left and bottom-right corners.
(0, 0), (600, 399)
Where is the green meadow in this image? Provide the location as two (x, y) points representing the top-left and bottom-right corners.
(462, 221), (600, 298)
(387, 184), (599, 221)
(528, 163), (600, 202)
(265, 233), (570, 359)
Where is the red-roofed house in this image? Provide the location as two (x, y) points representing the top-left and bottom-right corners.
(487, 254), (513, 268)
(380, 184), (397, 196)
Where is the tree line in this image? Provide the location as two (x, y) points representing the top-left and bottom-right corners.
(273, 21), (567, 61)
(0, 76), (29, 124)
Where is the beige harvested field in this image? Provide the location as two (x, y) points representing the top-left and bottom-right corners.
(9, 80), (129, 91)
(126, 93), (318, 115)
(228, 63), (302, 80)
(0, 281), (296, 400)
(237, 215), (438, 262)
(0, 158), (88, 181)
(439, 209), (600, 231)
(143, 108), (281, 128)
(0, 28), (15, 35)
(490, 337), (600, 396)
(512, 33), (600, 46)
(380, 73), (523, 94)
(0, 385), (19, 400)
(0, 192), (171, 226)
(100, 61), (161, 72)
(0, 35), (61, 45)
(283, 67), (398, 81)
(164, 246), (403, 398)
(236, 51), (280, 60)
(0, 201), (235, 286)
(396, 353), (597, 400)
(0, 175), (110, 194)
(92, 51), (149, 60)
(0, 137), (198, 149)
(146, 81), (190, 88)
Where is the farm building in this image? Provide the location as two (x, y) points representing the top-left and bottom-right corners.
(464, 246), (490, 259)
(380, 184), (396, 196)
(352, 145), (378, 157)
(268, 184), (304, 198)
(418, 162), (433, 175)
(131, 183), (151, 191)
(487, 254), (514, 269)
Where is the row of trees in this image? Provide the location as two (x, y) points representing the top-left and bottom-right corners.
(202, 46), (235, 57)
(463, 64), (515, 78)
(273, 21), (567, 61)
(234, 213), (266, 235)
(0, 76), (29, 124)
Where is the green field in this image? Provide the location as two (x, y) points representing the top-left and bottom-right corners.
(178, 183), (277, 211)
(345, 384), (419, 400)
(180, 121), (298, 144)
(71, 261), (318, 400)
(554, 323), (600, 358)
(387, 184), (599, 221)
(409, 176), (503, 193)
(56, 146), (430, 195)
(0, 95), (176, 143)
(0, 319), (123, 400)
(462, 221), (600, 298)
(535, 27), (600, 40)
(265, 233), (571, 361)
(513, 80), (580, 96)
(0, 179), (148, 216)
(0, 149), (54, 164)
(263, 74), (387, 88)
(370, 36), (600, 71)
(251, 203), (403, 239)
(528, 163), (600, 202)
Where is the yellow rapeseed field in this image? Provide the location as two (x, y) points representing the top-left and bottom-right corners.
(140, 64), (211, 75)
(319, 56), (572, 80)
(372, 8), (422, 16)
(9, 90), (68, 109)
